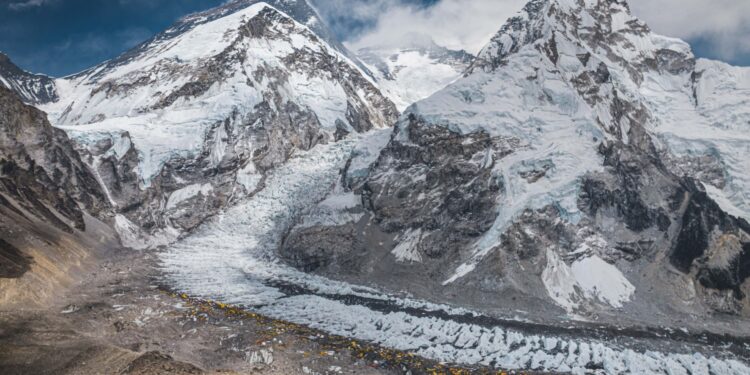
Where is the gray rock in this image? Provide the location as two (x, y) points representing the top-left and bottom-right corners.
(0, 53), (58, 105)
(0, 85), (108, 232)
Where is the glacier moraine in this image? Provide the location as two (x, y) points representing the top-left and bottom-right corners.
(159, 131), (750, 375)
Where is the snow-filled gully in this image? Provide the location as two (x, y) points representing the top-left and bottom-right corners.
(160, 133), (750, 375)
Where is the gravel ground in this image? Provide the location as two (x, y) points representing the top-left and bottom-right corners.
(0, 246), (519, 375)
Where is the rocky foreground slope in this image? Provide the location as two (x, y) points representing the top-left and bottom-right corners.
(283, 0), (750, 329)
(0, 83), (114, 306)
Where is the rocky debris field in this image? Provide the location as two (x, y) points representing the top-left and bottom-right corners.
(0, 246), (532, 375)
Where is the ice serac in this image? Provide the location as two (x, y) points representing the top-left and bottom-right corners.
(0, 53), (58, 105)
(40, 0), (398, 246)
(355, 35), (475, 111)
(282, 0), (750, 329)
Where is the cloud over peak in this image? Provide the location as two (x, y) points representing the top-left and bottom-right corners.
(8, 0), (58, 11)
(316, 0), (750, 66)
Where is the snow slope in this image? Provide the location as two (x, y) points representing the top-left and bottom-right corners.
(41, 1), (396, 185)
(355, 36), (474, 111)
(652, 58), (750, 222)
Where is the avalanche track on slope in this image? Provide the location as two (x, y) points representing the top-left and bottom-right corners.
(159, 131), (750, 375)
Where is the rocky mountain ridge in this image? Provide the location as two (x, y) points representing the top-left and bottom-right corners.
(0, 85), (107, 232)
(0, 53), (58, 105)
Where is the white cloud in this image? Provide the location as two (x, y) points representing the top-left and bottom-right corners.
(629, 0), (750, 39)
(628, 0), (750, 61)
(338, 0), (526, 54)
(8, 0), (57, 11)
(326, 0), (750, 64)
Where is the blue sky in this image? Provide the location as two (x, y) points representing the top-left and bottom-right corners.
(0, 0), (228, 76)
(1, 0), (748, 77)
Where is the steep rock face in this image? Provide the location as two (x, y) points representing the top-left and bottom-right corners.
(282, 0), (750, 327)
(282, 115), (509, 275)
(0, 86), (114, 306)
(0, 53), (58, 105)
(0, 85), (107, 232)
(40, 1), (398, 246)
(356, 36), (474, 110)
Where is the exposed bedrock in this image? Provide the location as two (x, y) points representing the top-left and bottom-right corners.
(282, 114), (510, 278)
(0, 85), (108, 232)
(282, 116), (750, 320)
(0, 86), (116, 306)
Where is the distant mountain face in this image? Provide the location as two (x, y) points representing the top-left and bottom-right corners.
(34, 0), (398, 247)
(282, 0), (750, 327)
(0, 53), (58, 105)
(356, 37), (474, 110)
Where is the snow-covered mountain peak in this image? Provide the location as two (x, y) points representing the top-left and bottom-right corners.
(416, 0), (696, 147)
(69, 0), (356, 83)
(472, 0), (692, 82)
(36, 0), (398, 245)
(45, 1), (396, 161)
(355, 35), (474, 111)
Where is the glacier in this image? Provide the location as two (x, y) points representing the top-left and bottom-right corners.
(159, 131), (750, 374)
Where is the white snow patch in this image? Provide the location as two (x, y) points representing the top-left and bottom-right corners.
(236, 162), (262, 192)
(542, 249), (581, 311)
(391, 228), (423, 263)
(543, 252), (635, 311)
(166, 183), (213, 210)
(111, 133), (132, 160)
(319, 192), (359, 210)
(571, 256), (635, 308)
(703, 183), (749, 222)
(115, 214), (179, 250)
